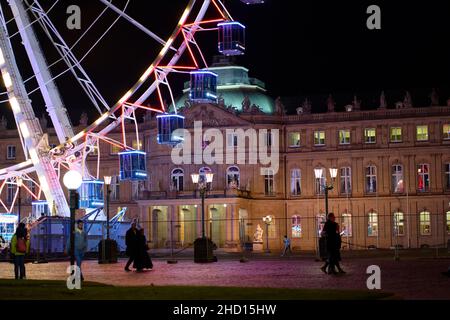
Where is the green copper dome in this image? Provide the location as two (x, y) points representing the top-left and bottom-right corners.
(174, 64), (274, 114)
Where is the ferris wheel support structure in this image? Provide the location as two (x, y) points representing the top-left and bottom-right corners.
(9, 0), (74, 144)
(0, 17), (70, 216)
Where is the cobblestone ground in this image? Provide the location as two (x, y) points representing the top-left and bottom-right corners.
(1, 256), (449, 299)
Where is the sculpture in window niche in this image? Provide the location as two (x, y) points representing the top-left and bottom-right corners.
(79, 112), (88, 126)
(326, 94), (335, 112)
(253, 224), (263, 243)
(379, 91), (387, 109)
(242, 95), (251, 113)
(0, 115), (7, 130)
(430, 88), (439, 106)
(403, 91), (413, 108)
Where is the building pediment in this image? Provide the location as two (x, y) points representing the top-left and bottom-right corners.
(182, 103), (251, 128)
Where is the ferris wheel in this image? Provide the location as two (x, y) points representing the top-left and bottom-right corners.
(0, 0), (261, 220)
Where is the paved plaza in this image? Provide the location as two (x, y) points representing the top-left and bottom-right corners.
(1, 254), (449, 299)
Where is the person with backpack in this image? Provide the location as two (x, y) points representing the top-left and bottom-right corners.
(10, 223), (30, 280)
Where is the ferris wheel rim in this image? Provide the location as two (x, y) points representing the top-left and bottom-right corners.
(51, 0), (224, 156)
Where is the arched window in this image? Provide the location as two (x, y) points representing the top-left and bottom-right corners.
(365, 165), (377, 193)
(341, 213), (352, 236)
(419, 211), (431, 235)
(368, 211), (378, 237)
(393, 211), (404, 236)
(290, 169), (301, 195)
(417, 164), (430, 192)
(199, 167), (212, 189)
(226, 166), (240, 189)
(391, 164), (404, 193)
(171, 168), (184, 191)
(316, 214), (326, 236)
(291, 215), (302, 238)
(314, 167), (325, 195)
(446, 211), (450, 234)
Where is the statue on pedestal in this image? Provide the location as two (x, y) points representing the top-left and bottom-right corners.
(253, 224), (263, 243)
(327, 94), (335, 112)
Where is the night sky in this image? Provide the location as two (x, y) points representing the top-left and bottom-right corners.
(1, 0), (450, 124)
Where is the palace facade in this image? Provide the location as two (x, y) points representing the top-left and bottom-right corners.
(1, 59), (450, 252)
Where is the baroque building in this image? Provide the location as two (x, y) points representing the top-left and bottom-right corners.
(1, 60), (450, 252)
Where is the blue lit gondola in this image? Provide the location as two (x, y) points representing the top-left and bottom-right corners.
(157, 114), (185, 145)
(79, 180), (104, 209)
(119, 150), (147, 181)
(218, 21), (246, 56)
(189, 70), (218, 103)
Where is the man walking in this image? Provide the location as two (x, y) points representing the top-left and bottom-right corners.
(66, 220), (88, 281)
(124, 221), (138, 271)
(321, 213), (340, 275)
(281, 235), (292, 256)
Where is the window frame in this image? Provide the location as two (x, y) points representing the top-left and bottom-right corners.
(288, 132), (301, 148)
(417, 163), (430, 192)
(313, 130), (325, 146)
(416, 125), (429, 142)
(367, 211), (378, 237)
(340, 167), (352, 195)
(338, 129), (351, 145)
(226, 166), (240, 189)
(264, 168), (275, 196)
(443, 124), (450, 140)
(291, 215), (302, 238)
(365, 165), (377, 194)
(393, 211), (405, 236)
(171, 168), (184, 192)
(390, 127), (403, 143)
(290, 168), (301, 196)
(364, 128), (376, 144)
(419, 211), (431, 235)
(391, 164), (404, 194)
(6, 145), (16, 160)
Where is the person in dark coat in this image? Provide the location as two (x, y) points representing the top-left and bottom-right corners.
(124, 222), (138, 271)
(320, 213), (341, 275)
(133, 228), (153, 271)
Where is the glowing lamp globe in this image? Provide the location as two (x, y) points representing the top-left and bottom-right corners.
(63, 170), (83, 190)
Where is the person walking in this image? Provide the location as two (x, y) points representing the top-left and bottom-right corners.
(281, 235), (292, 256)
(321, 213), (340, 275)
(133, 228), (153, 272)
(124, 222), (139, 271)
(10, 223), (30, 280)
(66, 220), (88, 281)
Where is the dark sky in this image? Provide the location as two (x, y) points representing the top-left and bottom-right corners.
(1, 0), (450, 124)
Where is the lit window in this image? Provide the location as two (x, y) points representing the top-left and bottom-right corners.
(419, 211), (431, 235)
(132, 139), (143, 150)
(443, 124), (450, 140)
(393, 212), (405, 236)
(199, 167), (212, 190)
(445, 164), (450, 190)
(341, 213), (352, 236)
(339, 130), (350, 145)
(226, 166), (240, 189)
(7, 145), (16, 160)
(368, 211), (378, 237)
(364, 128), (376, 144)
(365, 165), (377, 193)
(316, 214), (326, 236)
(314, 131), (325, 146)
(289, 132), (301, 147)
(110, 144), (121, 154)
(227, 132), (238, 147)
(416, 125), (429, 141)
(264, 168), (275, 196)
(6, 183), (15, 203)
(390, 127), (402, 143)
(392, 164), (404, 193)
(171, 168), (184, 191)
(290, 169), (301, 196)
(291, 215), (302, 238)
(340, 167), (351, 195)
(417, 164), (430, 192)
(314, 167), (325, 195)
(110, 175), (120, 200)
(446, 211), (450, 234)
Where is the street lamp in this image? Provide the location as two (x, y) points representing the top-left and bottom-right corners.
(16, 177), (23, 223)
(262, 215), (273, 253)
(191, 172), (215, 263)
(314, 167), (337, 218)
(98, 175), (118, 264)
(63, 170), (82, 267)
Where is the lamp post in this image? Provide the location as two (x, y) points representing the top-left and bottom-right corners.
(191, 172), (214, 263)
(98, 175), (118, 264)
(63, 170), (82, 267)
(262, 215), (273, 253)
(314, 167), (338, 218)
(17, 177), (23, 223)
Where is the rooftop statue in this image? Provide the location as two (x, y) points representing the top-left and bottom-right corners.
(430, 88), (439, 106)
(403, 91), (413, 108)
(327, 94), (335, 112)
(352, 95), (361, 111)
(379, 91), (387, 109)
(242, 95), (251, 113)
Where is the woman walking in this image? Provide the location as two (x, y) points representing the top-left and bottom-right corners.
(133, 228), (153, 272)
(10, 223), (30, 280)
